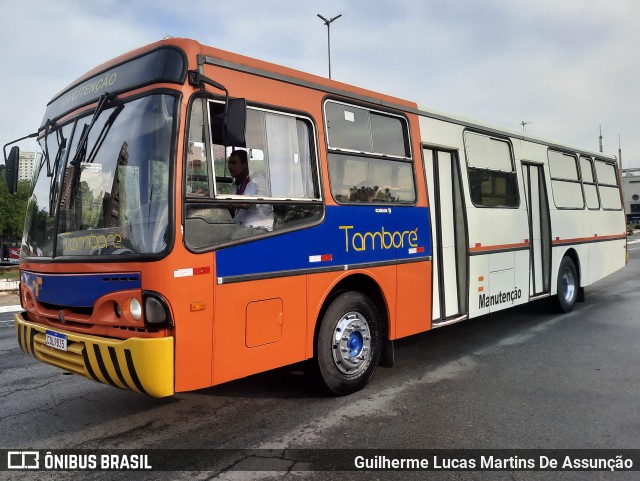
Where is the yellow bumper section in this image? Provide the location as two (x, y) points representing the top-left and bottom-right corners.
(15, 313), (174, 398)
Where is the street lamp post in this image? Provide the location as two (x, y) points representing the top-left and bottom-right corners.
(317, 14), (342, 79)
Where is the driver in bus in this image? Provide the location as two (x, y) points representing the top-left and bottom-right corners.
(227, 150), (273, 230)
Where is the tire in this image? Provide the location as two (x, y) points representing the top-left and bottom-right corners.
(554, 256), (578, 313)
(313, 291), (382, 396)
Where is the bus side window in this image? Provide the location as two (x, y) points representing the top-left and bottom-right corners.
(548, 150), (584, 210)
(185, 203), (238, 248)
(580, 156), (600, 210)
(464, 132), (519, 208)
(595, 160), (622, 210)
(186, 99), (210, 197)
(184, 101), (323, 251)
(324, 101), (415, 205)
(328, 154), (415, 203)
(186, 142), (209, 195)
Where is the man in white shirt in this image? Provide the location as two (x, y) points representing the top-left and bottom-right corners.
(227, 150), (273, 230)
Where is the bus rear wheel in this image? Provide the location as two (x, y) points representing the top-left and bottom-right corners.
(314, 291), (382, 396)
(554, 256), (578, 313)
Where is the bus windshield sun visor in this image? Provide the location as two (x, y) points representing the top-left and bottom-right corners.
(41, 46), (186, 128)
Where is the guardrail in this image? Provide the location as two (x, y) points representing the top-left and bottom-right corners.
(0, 281), (19, 291)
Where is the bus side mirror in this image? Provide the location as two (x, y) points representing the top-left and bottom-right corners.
(225, 98), (246, 148)
(188, 71), (246, 147)
(5, 146), (19, 194)
(210, 98), (247, 148)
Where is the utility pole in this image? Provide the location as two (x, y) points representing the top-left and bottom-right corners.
(618, 134), (623, 170)
(317, 14), (342, 79)
(599, 125), (603, 153)
(520, 121), (531, 132)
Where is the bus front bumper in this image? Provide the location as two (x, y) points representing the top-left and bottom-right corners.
(15, 313), (174, 398)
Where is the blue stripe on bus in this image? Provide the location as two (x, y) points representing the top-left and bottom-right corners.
(20, 271), (141, 308)
(216, 205), (431, 278)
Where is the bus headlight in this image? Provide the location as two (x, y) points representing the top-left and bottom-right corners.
(143, 292), (174, 328)
(129, 298), (142, 321)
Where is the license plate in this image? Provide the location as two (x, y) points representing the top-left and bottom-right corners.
(45, 330), (67, 351)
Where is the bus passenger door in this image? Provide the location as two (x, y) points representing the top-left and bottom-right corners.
(522, 163), (551, 296)
(424, 148), (469, 324)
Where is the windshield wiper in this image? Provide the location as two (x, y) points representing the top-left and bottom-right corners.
(48, 127), (68, 214)
(42, 120), (54, 177)
(85, 103), (124, 165)
(69, 92), (116, 169)
(68, 93), (118, 207)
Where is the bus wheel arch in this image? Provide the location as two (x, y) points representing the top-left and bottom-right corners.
(562, 248), (582, 285)
(554, 249), (581, 312)
(310, 274), (389, 395)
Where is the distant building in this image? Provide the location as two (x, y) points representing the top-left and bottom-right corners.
(18, 151), (42, 182)
(622, 169), (640, 224)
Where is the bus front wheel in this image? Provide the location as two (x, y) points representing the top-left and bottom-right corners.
(554, 256), (578, 313)
(314, 291), (382, 396)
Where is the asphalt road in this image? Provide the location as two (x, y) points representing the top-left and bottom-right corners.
(2, 247), (640, 480)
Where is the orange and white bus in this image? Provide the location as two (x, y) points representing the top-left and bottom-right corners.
(5, 38), (626, 397)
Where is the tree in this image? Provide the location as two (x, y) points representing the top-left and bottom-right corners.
(0, 170), (30, 246)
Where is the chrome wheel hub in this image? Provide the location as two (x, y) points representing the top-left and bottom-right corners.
(561, 267), (576, 302)
(332, 312), (372, 375)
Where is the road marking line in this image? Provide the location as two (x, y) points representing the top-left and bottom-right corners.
(0, 305), (21, 313)
(259, 310), (579, 450)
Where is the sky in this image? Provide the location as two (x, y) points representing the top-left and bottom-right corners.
(1, 0), (639, 167)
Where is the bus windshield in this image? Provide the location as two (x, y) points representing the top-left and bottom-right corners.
(22, 94), (176, 258)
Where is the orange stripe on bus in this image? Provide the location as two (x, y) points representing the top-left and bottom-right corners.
(469, 241), (529, 253)
(552, 233), (626, 245)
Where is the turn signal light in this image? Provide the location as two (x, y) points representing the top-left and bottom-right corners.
(190, 301), (206, 312)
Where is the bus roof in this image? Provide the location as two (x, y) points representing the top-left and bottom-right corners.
(417, 104), (616, 161)
(44, 37), (617, 162)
